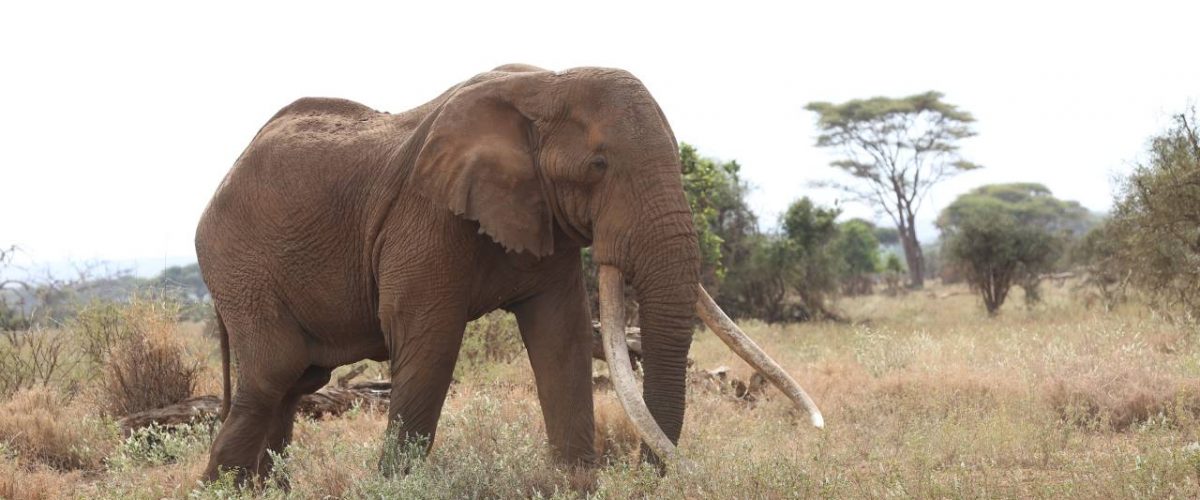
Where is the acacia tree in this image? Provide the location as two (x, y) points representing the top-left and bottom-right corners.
(938, 183), (1093, 304)
(806, 91), (980, 288)
(944, 211), (1056, 315)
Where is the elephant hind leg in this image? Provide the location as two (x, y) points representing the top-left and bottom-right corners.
(256, 365), (332, 481)
(203, 312), (312, 485)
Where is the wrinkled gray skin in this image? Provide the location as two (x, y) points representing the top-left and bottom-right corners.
(196, 64), (699, 482)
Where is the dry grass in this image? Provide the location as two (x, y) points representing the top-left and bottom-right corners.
(0, 457), (81, 500)
(594, 394), (641, 462)
(0, 387), (116, 471)
(1, 282), (1199, 498)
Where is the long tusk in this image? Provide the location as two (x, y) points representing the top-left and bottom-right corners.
(695, 285), (825, 428)
(598, 265), (680, 462)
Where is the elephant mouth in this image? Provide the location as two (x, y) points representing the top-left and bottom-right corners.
(596, 265), (824, 465)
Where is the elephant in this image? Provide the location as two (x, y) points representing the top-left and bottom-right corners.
(196, 63), (822, 483)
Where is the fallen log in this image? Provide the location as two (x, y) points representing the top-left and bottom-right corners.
(117, 395), (221, 435)
(117, 378), (391, 436)
(297, 382), (389, 418)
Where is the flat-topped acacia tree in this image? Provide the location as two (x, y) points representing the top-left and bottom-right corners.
(806, 92), (980, 288)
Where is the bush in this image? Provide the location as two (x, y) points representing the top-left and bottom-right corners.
(833, 219), (881, 295)
(882, 254), (905, 295)
(0, 328), (83, 398)
(720, 198), (843, 322)
(1043, 369), (1200, 431)
(1070, 221), (1129, 310)
(1105, 109), (1200, 318)
(943, 211), (1056, 315)
(72, 297), (200, 416)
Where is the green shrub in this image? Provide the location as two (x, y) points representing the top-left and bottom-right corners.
(942, 208), (1057, 315)
(108, 422), (214, 470)
(1106, 109), (1200, 318)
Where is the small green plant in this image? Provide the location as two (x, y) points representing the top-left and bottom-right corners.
(109, 422), (214, 470)
(378, 422), (430, 478)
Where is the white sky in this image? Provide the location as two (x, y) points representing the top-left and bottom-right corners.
(3, 1), (1197, 275)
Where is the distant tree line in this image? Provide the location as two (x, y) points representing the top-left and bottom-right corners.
(7, 108), (1193, 325)
(935, 108), (1199, 318)
(0, 259), (209, 331)
(677, 143), (896, 322)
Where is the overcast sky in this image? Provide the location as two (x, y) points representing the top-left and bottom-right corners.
(3, 1), (1197, 276)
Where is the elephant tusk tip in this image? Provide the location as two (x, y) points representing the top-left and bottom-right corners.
(810, 412), (825, 429)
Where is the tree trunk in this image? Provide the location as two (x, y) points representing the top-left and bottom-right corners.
(899, 216), (925, 289)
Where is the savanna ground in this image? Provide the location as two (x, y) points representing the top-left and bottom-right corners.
(2, 282), (1199, 499)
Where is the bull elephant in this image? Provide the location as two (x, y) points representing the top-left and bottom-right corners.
(196, 63), (822, 483)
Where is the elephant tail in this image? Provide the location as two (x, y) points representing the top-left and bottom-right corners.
(215, 312), (231, 422)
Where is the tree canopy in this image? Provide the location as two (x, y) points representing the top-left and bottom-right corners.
(938, 183), (1095, 238)
(680, 142), (755, 285)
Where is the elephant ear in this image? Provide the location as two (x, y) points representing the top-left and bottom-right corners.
(411, 73), (555, 257)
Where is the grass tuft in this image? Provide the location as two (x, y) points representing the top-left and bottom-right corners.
(0, 387), (116, 471)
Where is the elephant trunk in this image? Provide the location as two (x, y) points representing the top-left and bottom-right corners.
(598, 192), (699, 466)
(596, 177), (824, 466)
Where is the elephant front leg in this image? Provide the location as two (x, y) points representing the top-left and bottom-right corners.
(377, 304), (467, 475)
(509, 267), (597, 466)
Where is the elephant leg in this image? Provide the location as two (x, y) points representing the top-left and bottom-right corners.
(378, 304), (467, 474)
(256, 365), (332, 480)
(510, 264), (597, 465)
(204, 312), (311, 485)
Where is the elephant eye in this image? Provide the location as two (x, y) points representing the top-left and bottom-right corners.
(589, 156), (608, 170)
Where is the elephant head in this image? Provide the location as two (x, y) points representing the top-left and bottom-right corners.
(409, 66), (822, 464)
